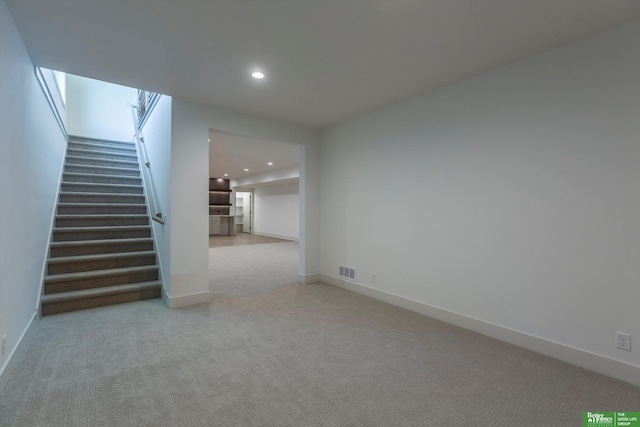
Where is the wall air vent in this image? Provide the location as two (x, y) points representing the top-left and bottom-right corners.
(339, 266), (356, 281)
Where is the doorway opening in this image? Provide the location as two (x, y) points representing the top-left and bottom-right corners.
(207, 130), (301, 296)
(234, 191), (252, 234)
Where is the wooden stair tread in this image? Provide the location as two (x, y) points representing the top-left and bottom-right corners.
(65, 155), (138, 166)
(63, 171), (139, 178)
(56, 214), (149, 219)
(53, 225), (150, 232)
(48, 250), (156, 264)
(65, 164), (140, 173)
(66, 153), (139, 161)
(68, 135), (135, 146)
(68, 141), (136, 151)
(41, 281), (161, 303)
(57, 202), (147, 207)
(59, 191), (143, 197)
(62, 182), (142, 189)
(42, 136), (162, 315)
(50, 237), (153, 247)
(67, 147), (137, 156)
(45, 264), (158, 282)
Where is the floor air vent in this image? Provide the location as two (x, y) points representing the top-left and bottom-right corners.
(339, 266), (356, 281)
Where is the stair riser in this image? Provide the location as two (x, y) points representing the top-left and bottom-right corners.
(66, 156), (138, 169)
(68, 142), (136, 155)
(45, 269), (159, 294)
(57, 204), (147, 215)
(50, 240), (154, 258)
(63, 174), (142, 186)
(53, 228), (151, 242)
(61, 183), (144, 194)
(64, 164), (140, 177)
(66, 149), (138, 162)
(48, 254), (157, 275)
(59, 193), (145, 204)
(41, 287), (161, 316)
(69, 137), (135, 150)
(55, 217), (149, 228)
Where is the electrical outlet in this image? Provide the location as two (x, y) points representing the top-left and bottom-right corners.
(2, 335), (6, 356)
(616, 332), (631, 351)
(371, 273), (377, 283)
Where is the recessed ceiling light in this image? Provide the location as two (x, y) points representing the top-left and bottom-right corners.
(244, 168), (249, 172)
(223, 173), (228, 177)
(208, 138), (210, 142)
(267, 162), (273, 166)
(251, 71), (265, 79)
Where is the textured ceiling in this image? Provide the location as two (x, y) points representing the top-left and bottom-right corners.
(7, 1), (640, 129)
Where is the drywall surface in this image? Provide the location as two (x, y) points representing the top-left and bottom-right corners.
(139, 95), (172, 295)
(170, 99), (319, 301)
(320, 20), (640, 370)
(233, 166), (299, 188)
(0, 0), (66, 382)
(254, 181), (300, 240)
(66, 74), (136, 142)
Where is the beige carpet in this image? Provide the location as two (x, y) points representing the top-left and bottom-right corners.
(209, 242), (299, 296)
(1, 280), (639, 425)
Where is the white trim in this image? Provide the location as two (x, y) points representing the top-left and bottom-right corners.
(150, 223), (168, 300)
(0, 312), (38, 394)
(298, 274), (321, 284)
(320, 274), (640, 388)
(132, 130), (168, 297)
(34, 67), (66, 138)
(35, 141), (68, 313)
(253, 231), (298, 242)
(161, 289), (171, 308)
(165, 291), (210, 308)
(50, 69), (66, 109)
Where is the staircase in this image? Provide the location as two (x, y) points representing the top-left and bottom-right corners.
(41, 136), (162, 316)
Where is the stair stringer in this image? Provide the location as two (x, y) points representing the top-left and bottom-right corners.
(130, 135), (169, 305)
(35, 136), (72, 318)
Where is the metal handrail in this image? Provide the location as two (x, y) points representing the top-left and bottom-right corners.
(131, 99), (164, 224)
(137, 90), (160, 130)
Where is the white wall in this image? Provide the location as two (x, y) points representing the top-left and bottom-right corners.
(232, 166), (301, 239)
(139, 95), (172, 298)
(66, 74), (136, 141)
(168, 99), (319, 306)
(0, 0), (67, 388)
(254, 181), (300, 240)
(232, 166), (299, 188)
(320, 19), (640, 384)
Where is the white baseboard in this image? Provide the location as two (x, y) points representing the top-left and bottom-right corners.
(165, 291), (210, 308)
(161, 289), (171, 308)
(320, 274), (640, 388)
(298, 274), (321, 284)
(253, 232), (298, 242)
(0, 312), (38, 394)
